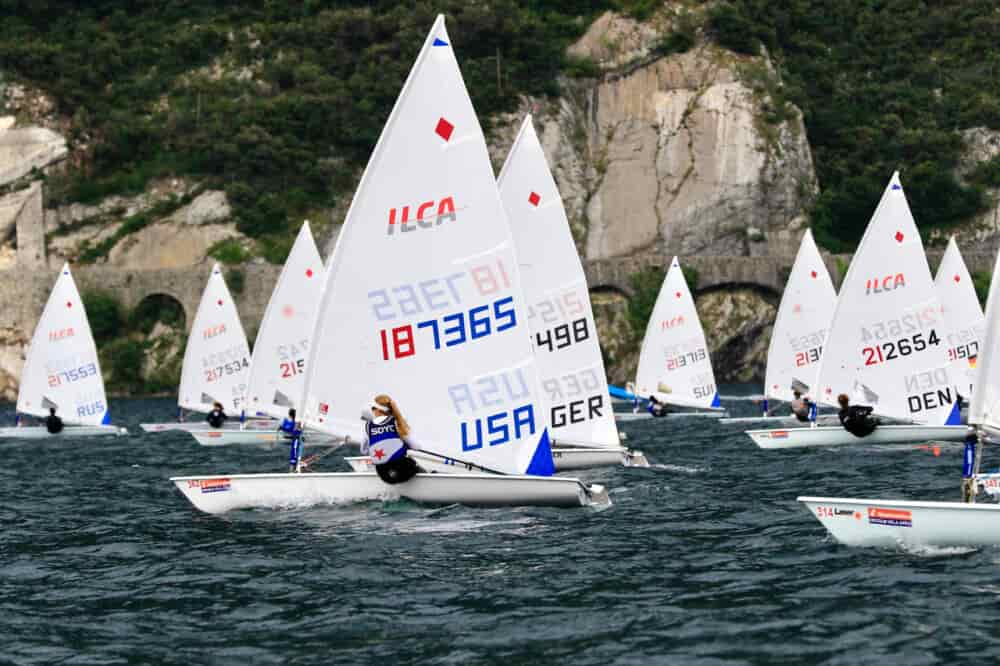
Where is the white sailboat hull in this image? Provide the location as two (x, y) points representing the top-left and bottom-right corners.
(0, 425), (127, 439)
(139, 420), (274, 434)
(747, 424), (967, 449)
(720, 415), (838, 426)
(171, 472), (609, 513)
(190, 429), (339, 447)
(345, 446), (648, 473)
(798, 496), (1000, 548)
(616, 409), (726, 422)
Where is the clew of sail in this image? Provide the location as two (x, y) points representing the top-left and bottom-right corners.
(17, 264), (110, 425)
(933, 236), (984, 401)
(763, 229), (836, 404)
(299, 16), (553, 476)
(178, 264), (251, 414)
(814, 172), (960, 425)
(497, 116), (620, 449)
(634, 257), (719, 409)
(244, 222), (324, 420)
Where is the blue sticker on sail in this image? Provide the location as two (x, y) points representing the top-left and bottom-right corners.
(102, 410), (111, 425)
(433, 38), (449, 46)
(945, 400), (962, 426)
(525, 428), (555, 477)
(711, 392), (721, 408)
(891, 184), (902, 190)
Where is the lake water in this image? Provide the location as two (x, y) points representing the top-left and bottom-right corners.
(1, 388), (996, 664)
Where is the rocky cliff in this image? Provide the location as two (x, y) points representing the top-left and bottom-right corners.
(490, 11), (817, 384)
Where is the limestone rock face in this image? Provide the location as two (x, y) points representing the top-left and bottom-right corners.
(168, 190), (231, 226)
(696, 288), (777, 383)
(491, 30), (817, 264)
(934, 127), (1000, 248)
(0, 326), (27, 402)
(0, 126), (67, 186)
(107, 221), (242, 270)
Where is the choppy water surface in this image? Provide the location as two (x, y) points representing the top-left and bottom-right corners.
(1, 388), (998, 664)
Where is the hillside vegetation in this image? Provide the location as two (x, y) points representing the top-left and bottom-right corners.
(2, 1), (999, 253)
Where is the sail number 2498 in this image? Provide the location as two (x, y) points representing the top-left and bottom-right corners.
(862, 330), (940, 366)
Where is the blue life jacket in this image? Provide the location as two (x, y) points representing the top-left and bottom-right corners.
(279, 417), (300, 437)
(366, 415), (406, 465)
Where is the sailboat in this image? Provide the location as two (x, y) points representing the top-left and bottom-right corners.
(746, 173), (967, 449)
(720, 230), (837, 425)
(798, 248), (1000, 548)
(610, 257), (725, 421)
(933, 236), (984, 402)
(140, 264), (257, 435)
(171, 16), (609, 512)
(346, 116), (647, 471)
(188, 223), (337, 446)
(497, 117), (646, 468)
(4, 264), (126, 438)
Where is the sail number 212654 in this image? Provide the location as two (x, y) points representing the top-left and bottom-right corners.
(862, 330), (940, 366)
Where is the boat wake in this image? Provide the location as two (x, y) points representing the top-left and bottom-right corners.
(651, 463), (708, 475)
(898, 542), (980, 558)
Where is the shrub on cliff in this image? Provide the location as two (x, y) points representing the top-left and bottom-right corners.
(82, 291), (124, 344)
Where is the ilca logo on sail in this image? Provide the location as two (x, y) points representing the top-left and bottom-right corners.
(386, 197), (457, 235)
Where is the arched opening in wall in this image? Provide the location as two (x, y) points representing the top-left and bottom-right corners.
(131, 294), (186, 334)
(693, 284), (781, 384)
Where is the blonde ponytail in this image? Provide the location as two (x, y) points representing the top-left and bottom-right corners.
(374, 393), (410, 438)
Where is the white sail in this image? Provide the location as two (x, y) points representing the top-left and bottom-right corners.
(934, 236), (984, 399)
(178, 264), (251, 414)
(244, 222), (324, 420)
(763, 229), (837, 403)
(814, 172), (960, 424)
(634, 257), (719, 409)
(497, 116), (619, 449)
(968, 250), (1000, 428)
(300, 16), (554, 475)
(16, 264), (110, 425)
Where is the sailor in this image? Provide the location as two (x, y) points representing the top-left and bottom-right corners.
(837, 393), (878, 437)
(790, 390), (815, 423)
(280, 409), (304, 473)
(206, 401), (227, 429)
(362, 394), (421, 484)
(647, 395), (670, 418)
(45, 407), (63, 434)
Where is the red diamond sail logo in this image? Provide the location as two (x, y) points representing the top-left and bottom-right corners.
(435, 117), (454, 142)
(66, 301), (72, 308)
(675, 291), (682, 298)
(528, 192), (541, 207)
(793, 304), (802, 314)
(954, 275), (961, 283)
(373, 448), (385, 461)
(217, 299), (223, 306)
(282, 305), (294, 318)
(810, 270), (817, 279)
(894, 231), (904, 243)
(306, 269), (314, 278)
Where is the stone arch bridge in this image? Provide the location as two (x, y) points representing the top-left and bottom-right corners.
(0, 249), (993, 339)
